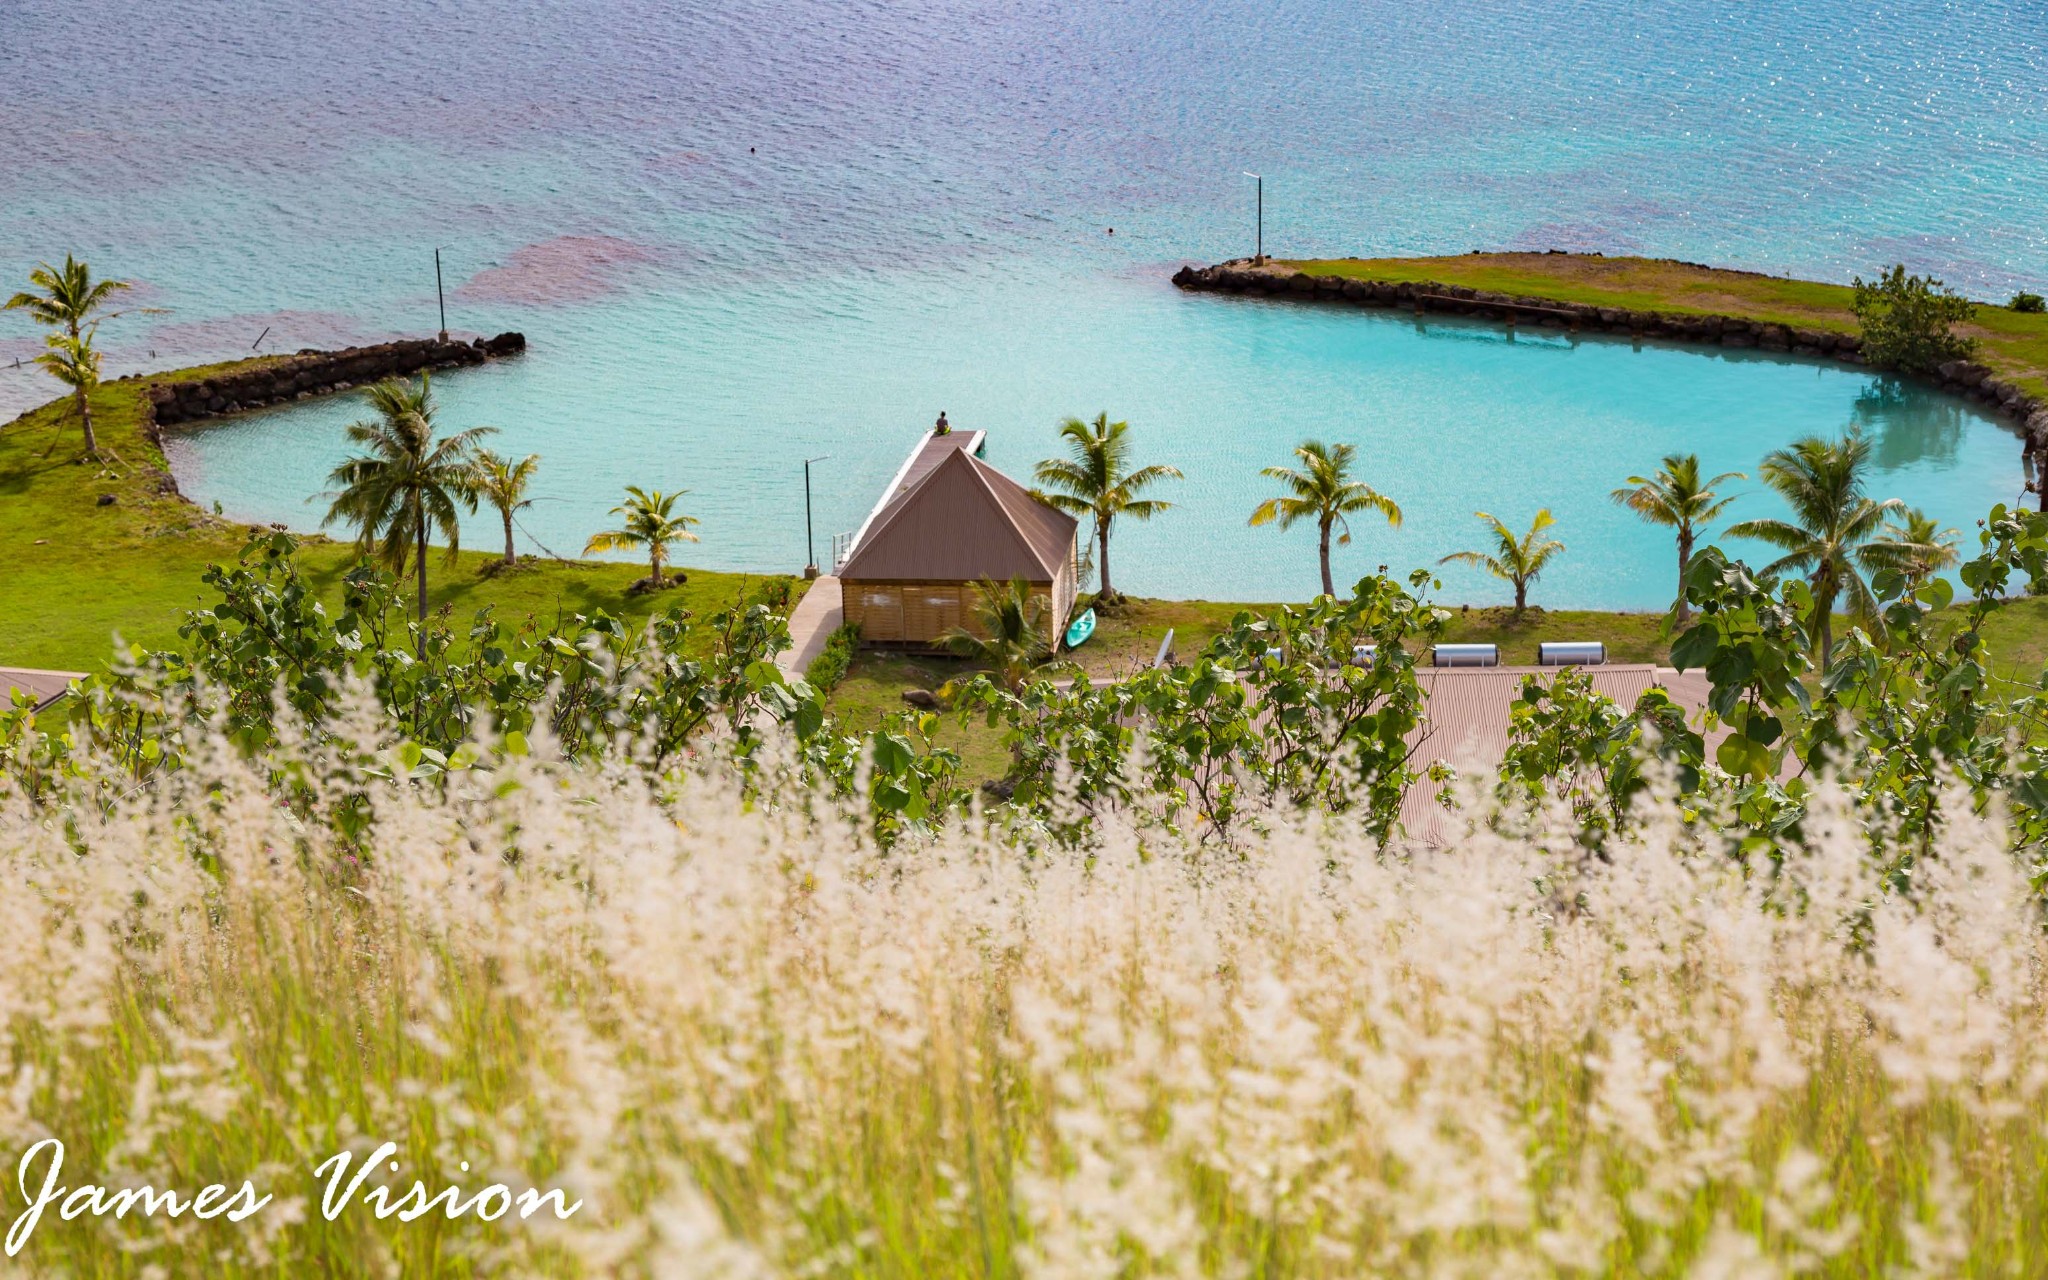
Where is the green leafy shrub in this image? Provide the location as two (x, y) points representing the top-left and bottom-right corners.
(804, 622), (863, 693)
(1851, 264), (1978, 373)
(2012, 292), (2046, 313)
(1, 528), (827, 809)
(954, 569), (1447, 845)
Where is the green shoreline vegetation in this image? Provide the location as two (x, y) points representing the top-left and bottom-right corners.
(0, 354), (1738, 781)
(3, 339), (1765, 797)
(8, 251), (2048, 764)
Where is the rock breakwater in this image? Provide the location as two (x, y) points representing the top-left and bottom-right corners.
(145, 333), (526, 431)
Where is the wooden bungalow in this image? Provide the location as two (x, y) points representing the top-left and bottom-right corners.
(838, 431), (1080, 650)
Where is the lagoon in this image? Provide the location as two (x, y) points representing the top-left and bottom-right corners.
(163, 260), (2020, 610)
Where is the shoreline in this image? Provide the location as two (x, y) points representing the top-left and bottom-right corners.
(0, 340), (802, 672)
(6, 354), (2047, 680)
(1173, 254), (2048, 455)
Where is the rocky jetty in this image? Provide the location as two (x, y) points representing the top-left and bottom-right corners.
(145, 333), (526, 430)
(1173, 261), (2046, 447)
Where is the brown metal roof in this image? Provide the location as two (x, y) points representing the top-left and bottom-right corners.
(838, 447), (1077, 584)
(1398, 664), (1714, 844)
(1, 667), (84, 712)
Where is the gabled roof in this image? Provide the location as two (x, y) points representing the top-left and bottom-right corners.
(843, 430), (985, 563)
(838, 448), (1077, 583)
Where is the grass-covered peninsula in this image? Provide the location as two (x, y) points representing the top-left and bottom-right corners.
(1281, 252), (2048, 398)
(3, 345), (1760, 786)
(2, 351), (1730, 784)
(0, 340), (1702, 680)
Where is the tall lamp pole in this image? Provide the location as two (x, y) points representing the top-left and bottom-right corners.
(434, 247), (449, 341)
(1242, 172), (1263, 264)
(803, 454), (831, 578)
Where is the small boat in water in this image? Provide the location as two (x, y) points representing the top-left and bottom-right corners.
(1063, 607), (1096, 650)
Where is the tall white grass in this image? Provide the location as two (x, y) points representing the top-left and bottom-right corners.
(1, 710), (2043, 1276)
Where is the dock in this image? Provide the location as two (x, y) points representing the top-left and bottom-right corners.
(831, 429), (986, 570)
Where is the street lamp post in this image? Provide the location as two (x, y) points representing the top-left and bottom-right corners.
(803, 454), (831, 578)
(1242, 172), (1263, 264)
(434, 247), (449, 341)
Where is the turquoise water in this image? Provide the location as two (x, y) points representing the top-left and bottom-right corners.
(5, 0), (2045, 606)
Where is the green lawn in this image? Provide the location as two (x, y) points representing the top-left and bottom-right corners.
(1063, 595), (1677, 672)
(1284, 253), (2048, 399)
(1070, 591), (2048, 685)
(823, 652), (1016, 781)
(1980, 596), (2048, 685)
(1, 363), (801, 672)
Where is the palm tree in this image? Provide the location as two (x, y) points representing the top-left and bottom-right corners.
(1882, 507), (1961, 589)
(7, 257), (136, 457)
(1725, 432), (1912, 663)
(321, 374), (495, 627)
(473, 449), (541, 568)
(1611, 453), (1745, 624)
(1032, 412), (1181, 604)
(941, 578), (1051, 693)
(32, 331), (103, 456)
(1248, 440), (1402, 598)
(584, 486), (700, 587)
(1439, 510), (1566, 617)
(5, 255), (134, 341)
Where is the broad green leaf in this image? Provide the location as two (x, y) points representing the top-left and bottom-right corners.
(1670, 622), (1719, 672)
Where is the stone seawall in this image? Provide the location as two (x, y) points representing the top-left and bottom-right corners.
(1173, 260), (2048, 445)
(145, 332), (526, 431)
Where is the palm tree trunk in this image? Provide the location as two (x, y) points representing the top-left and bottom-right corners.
(502, 510), (516, 567)
(1514, 579), (1527, 616)
(74, 386), (97, 456)
(66, 316), (97, 456)
(1318, 521), (1335, 598)
(650, 545), (664, 587)
(1098, 520), (1113, 602)
(1813, 573), (1836, 667)
(414, 509), (429, 631)
(1675, 529), (1693, 625)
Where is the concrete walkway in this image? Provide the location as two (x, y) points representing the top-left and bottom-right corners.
(777, 576), (843, 679)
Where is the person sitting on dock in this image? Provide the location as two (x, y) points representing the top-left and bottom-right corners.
(934, 410), (950, 436)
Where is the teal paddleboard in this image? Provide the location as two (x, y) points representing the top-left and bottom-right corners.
(1063, 607), (1096, 650)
